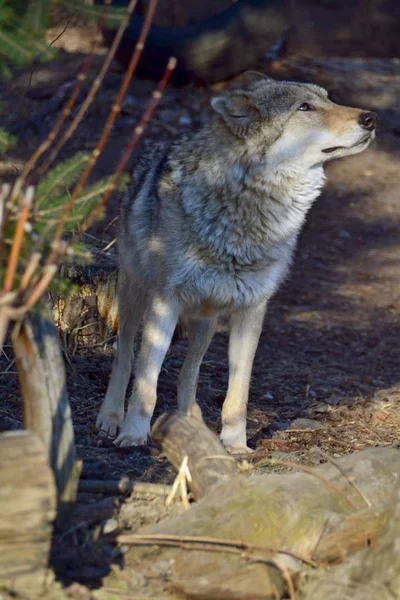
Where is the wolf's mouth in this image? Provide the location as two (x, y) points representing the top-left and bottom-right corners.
(322, 134), (371, 154)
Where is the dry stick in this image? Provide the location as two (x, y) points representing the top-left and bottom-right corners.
(11, 2), (112, 203)
(0, 184), (11, 263)
(76, 56), (177, 239)
(2, 187), (34, 293)
(47, 0), (159, 262)
(101, 214), (119, 235)
(40, 0), (140, 176)
(18, 265), (58, 313)
(0, 184), (10, 230)
(254, 457), (358, 510)
(3, 59), (175, 318)
(278, 561), (297, 600)
(19, 252), (42, 291)
(8, 58), (175, 312)
(0, 306), (13, 354)
(319, 450), (371, 508)
(117, 533), (318, 568)
(78, 479), (171, 496)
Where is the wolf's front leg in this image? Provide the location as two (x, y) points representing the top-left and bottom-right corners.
(97, 271), (146, 438)
(114, 295), (180, 447)
(221, 301), (267, 453)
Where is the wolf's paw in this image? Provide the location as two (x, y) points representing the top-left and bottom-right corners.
(113, 412), (150, 447)
(223, 444), (254, 455)
(96, 408), (124, 438)
(220, 420), (251, 454)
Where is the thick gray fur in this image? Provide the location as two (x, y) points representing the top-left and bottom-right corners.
(97, 77), (375, 452)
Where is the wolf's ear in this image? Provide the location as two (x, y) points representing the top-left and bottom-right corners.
(211, 93), (260, 138)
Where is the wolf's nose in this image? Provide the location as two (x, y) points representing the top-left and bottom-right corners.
(359, 111), (378, 131)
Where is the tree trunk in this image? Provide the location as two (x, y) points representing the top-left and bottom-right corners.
(12, 310), (80, 512)
(0, 431), (56, 598)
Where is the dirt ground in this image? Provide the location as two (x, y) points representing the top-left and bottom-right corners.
(1, 1), (400, 596)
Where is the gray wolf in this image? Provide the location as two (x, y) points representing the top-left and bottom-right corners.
(96, 76), (377, 452)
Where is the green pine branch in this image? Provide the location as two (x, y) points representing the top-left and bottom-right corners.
(36, 153), (90, 206)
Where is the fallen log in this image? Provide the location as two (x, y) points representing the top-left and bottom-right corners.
(0, 431), (56, 598)
(99, 412), (400, 600)
(299, 483), (400, 600)
(152, 411), (238, 500)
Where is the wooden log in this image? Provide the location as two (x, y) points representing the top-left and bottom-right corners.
(312, 503), (390, 563)
(300, 483), (400, 600)
(12, 310), (80, 511)
(0, 430), (56, 598)
(151, 411), (238, 500)
(109, 442), (400, 600)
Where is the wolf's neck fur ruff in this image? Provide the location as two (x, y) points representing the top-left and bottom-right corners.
(168, 127), (326, 269)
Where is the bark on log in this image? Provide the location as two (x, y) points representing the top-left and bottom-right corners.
(299, 485), (400, 599)
(152, 411), (238, 500)
(12, 310), (80, 511)
(103, 412), (400, 599)
(0, 431), (56, 598)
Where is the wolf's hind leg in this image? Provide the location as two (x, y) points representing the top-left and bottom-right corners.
(177, 317), (216, 419)
(221, 301), (266, 453)
(96, 268), (146, 437)
(114, 294), (179, 447)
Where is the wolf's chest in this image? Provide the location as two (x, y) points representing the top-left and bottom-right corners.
(177, 247), (291, 314)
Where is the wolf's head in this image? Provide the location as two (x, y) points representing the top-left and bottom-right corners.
(211, 77), (377, 168)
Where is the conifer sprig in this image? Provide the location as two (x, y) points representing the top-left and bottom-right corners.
(0, 0), (176, 353)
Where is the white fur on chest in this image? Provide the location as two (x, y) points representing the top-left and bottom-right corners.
(175, 161), (325, 312)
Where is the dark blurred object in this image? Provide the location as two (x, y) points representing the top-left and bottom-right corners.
(94, 0), (288, 85)
(285, 0), (400, 59)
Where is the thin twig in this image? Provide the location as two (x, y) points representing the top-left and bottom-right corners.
(103, 237), (116, 251)
(254, 457), (358, 510)
(78, 479), (172, 496)
(11, 2), (112, 200)
(102, 214), (119, 234)
(48, 18), (73, 47)
(276, 559), (297, 600)
(40, 0), (141, 175)
(0, 307), (13, 354)
(76, 56), (176, 240)
(117, 533), (318, 567)
(166, 456), (192, 509)
(47, 0), (159, 260)
(19, 265), (58, 312)
(19, 252), (41, 291)
(3, 187), (34, 293)
(319, 450), (371, 507)
(0, 183), (10, 229)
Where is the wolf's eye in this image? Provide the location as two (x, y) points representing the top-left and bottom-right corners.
(298, 102), (314, 111)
